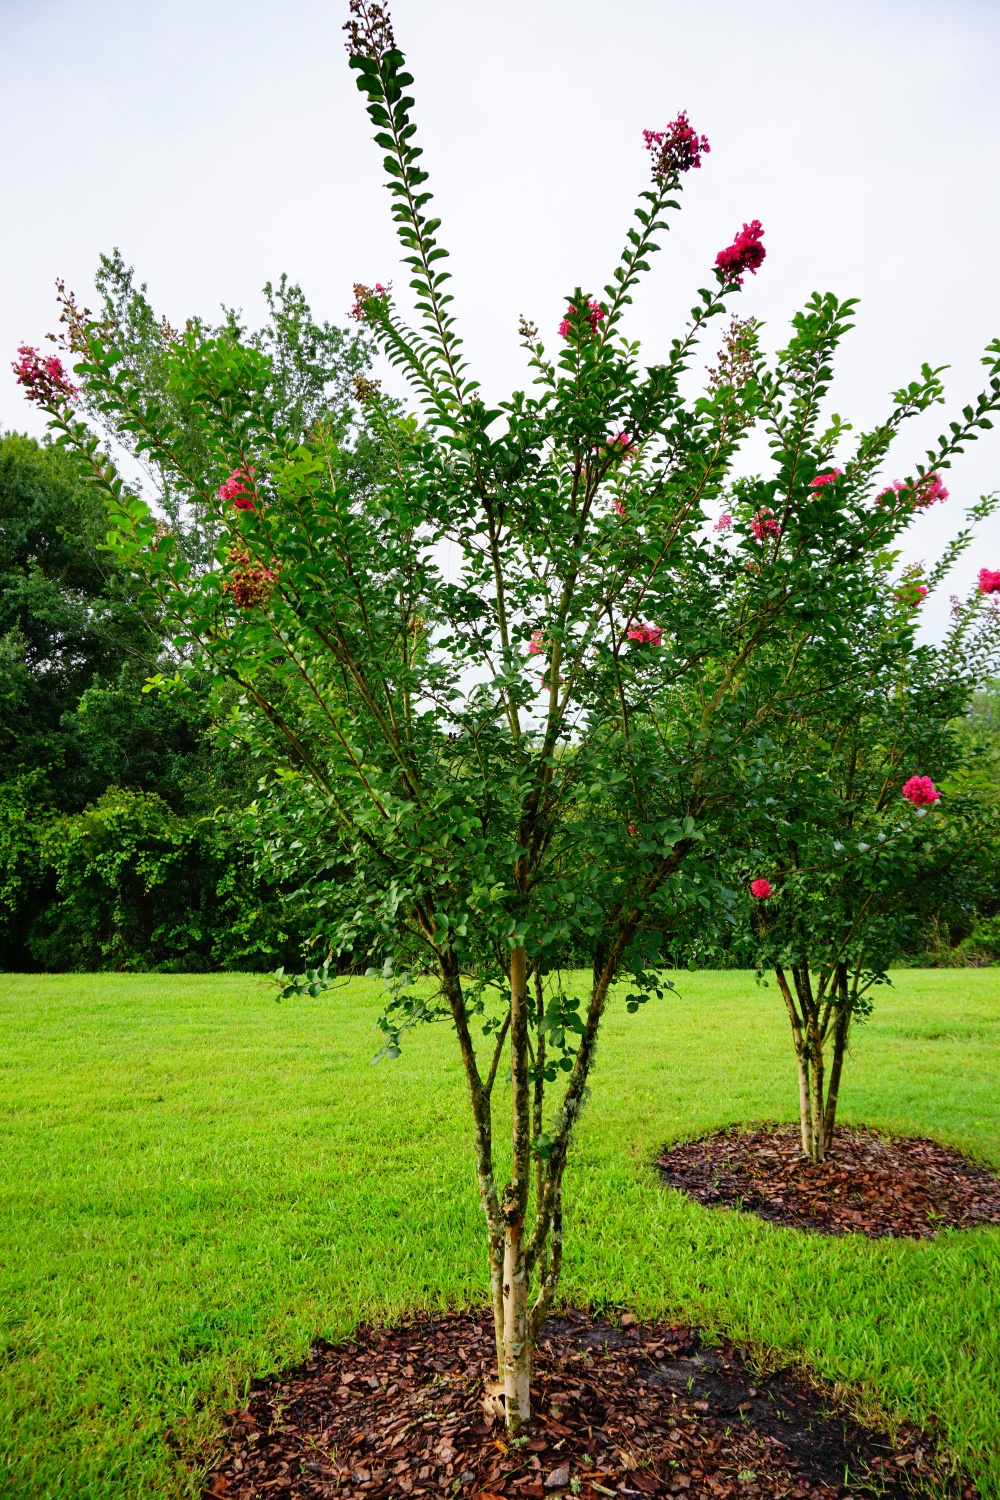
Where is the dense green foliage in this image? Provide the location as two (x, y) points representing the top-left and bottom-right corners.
(0, 266), (382, 971)
(0, 432), (157, 793)
(1, 969), (998, 1499)
(0, 432), (299, 970)
(2, 431), (995, 974)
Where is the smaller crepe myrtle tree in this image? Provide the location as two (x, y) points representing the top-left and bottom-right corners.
(730, 559), (1000, 1163)
(16, 0), (1000, 1427)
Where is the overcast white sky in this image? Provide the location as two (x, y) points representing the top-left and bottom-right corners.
(3, 0), (1000, 637)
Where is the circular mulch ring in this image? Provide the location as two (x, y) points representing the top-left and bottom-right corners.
(201, 1309), (968, 1500)
(657, 1125), (1000, 1239)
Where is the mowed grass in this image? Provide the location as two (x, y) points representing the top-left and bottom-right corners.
(1, 970), (999, 1500)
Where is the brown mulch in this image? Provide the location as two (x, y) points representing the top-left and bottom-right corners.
(200, 1309), (968, 1500)
(657, 1125), (1000, 1240)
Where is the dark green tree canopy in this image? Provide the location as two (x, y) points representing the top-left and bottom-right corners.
(0, 432), (159, 793)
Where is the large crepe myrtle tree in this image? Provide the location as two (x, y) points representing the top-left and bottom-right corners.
(15, 0), (1000, 1426)
(729, 556), (1000, 1162)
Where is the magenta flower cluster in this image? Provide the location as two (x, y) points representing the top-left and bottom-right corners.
(715, 221), (766, 286)
(916, 473), (949, 506)
(217, 466), (256, 510)
(750, 878), (772, 899)
(11, 344), (78, 406)
(627, 622), (663, 646)
(876, 472), (949, 509)
(350, 281), (391, 321)
(751, 508), (781, 540)
(713, 513), (733, 533)
(527, 629), (545, 656)
(559, 300), (605, 340)
(810, 469), (843, 490)
(642, 113), (710, 183)
(902, 775), (940, 807)
(607, 429), (637, 459)
(980, 568), (1000, 595)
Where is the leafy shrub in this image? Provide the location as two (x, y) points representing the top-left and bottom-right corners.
(11, 787), (309, 972)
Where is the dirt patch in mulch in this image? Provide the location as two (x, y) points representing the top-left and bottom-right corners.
(201, 1309), (968, 1500)
(657, 1125), (1000, 1240)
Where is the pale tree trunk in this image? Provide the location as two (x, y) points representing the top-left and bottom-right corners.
(797, 1058), (812, 1158)
(774, 964), (812, 1159)
(529, 1178), (563, 1344)
(808, 1024), (826, 1163)
(822, 965), (851, 1153)
(793, 966), (825, 1164)
(438, 900), (649, 1433)
(435, 949), (507, 1385)
(502, 945), (532, 1429)
(446, 938), (570, 1433)
(789, 968), (818, 1162)
(532, 969), (548, 1281)
(523, 931), (629, 1339)
(531, 974), (545, 1187)
(501, 1223), (530, 1426)
(775, 960), (855, 1165)
(503, 922), (641, 1424)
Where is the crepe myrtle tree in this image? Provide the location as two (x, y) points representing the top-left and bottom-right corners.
(16, 0), (1000, 1426)
(730, 554), (1000, 1163)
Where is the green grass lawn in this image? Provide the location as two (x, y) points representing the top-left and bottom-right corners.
(1, 969), (998, 1500)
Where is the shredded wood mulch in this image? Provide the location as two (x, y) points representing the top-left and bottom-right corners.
(657, 1125), (1000, 1240)
(200, 1309), (968, 1500)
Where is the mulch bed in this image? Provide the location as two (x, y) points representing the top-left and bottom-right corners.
(657, 1125), (1000, 1240)
(201, 1309), (968, 1500)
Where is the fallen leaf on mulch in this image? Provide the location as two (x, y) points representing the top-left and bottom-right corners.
(199, 1310), (970, 1500)
(658, 1125), (1000, 1239)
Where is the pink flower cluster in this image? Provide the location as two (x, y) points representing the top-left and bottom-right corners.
(607, 429), (637, 459)
(643, 113), (710, 183)
(627, 622), (663, 646)
(896, 582), (928, 608)
(750, 878), (772, 899)
(810, 469), (843, 490)
(714, 513), (733, 533)
(715, 221), (766, 286)
(876, 472), (949, 509)
(613, 498), (627, 518)
(980, 568), (1000, 595)
(559, 299), (605, 340)
(915, 472), (949, 507)
(902, 775), (940, 807)
(527, 629), (545, 655)
(350, 281), (391, 321)
(751, 508), (781, 540)
(217, 466), (257, 510)
(11, 344), (79, 406)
